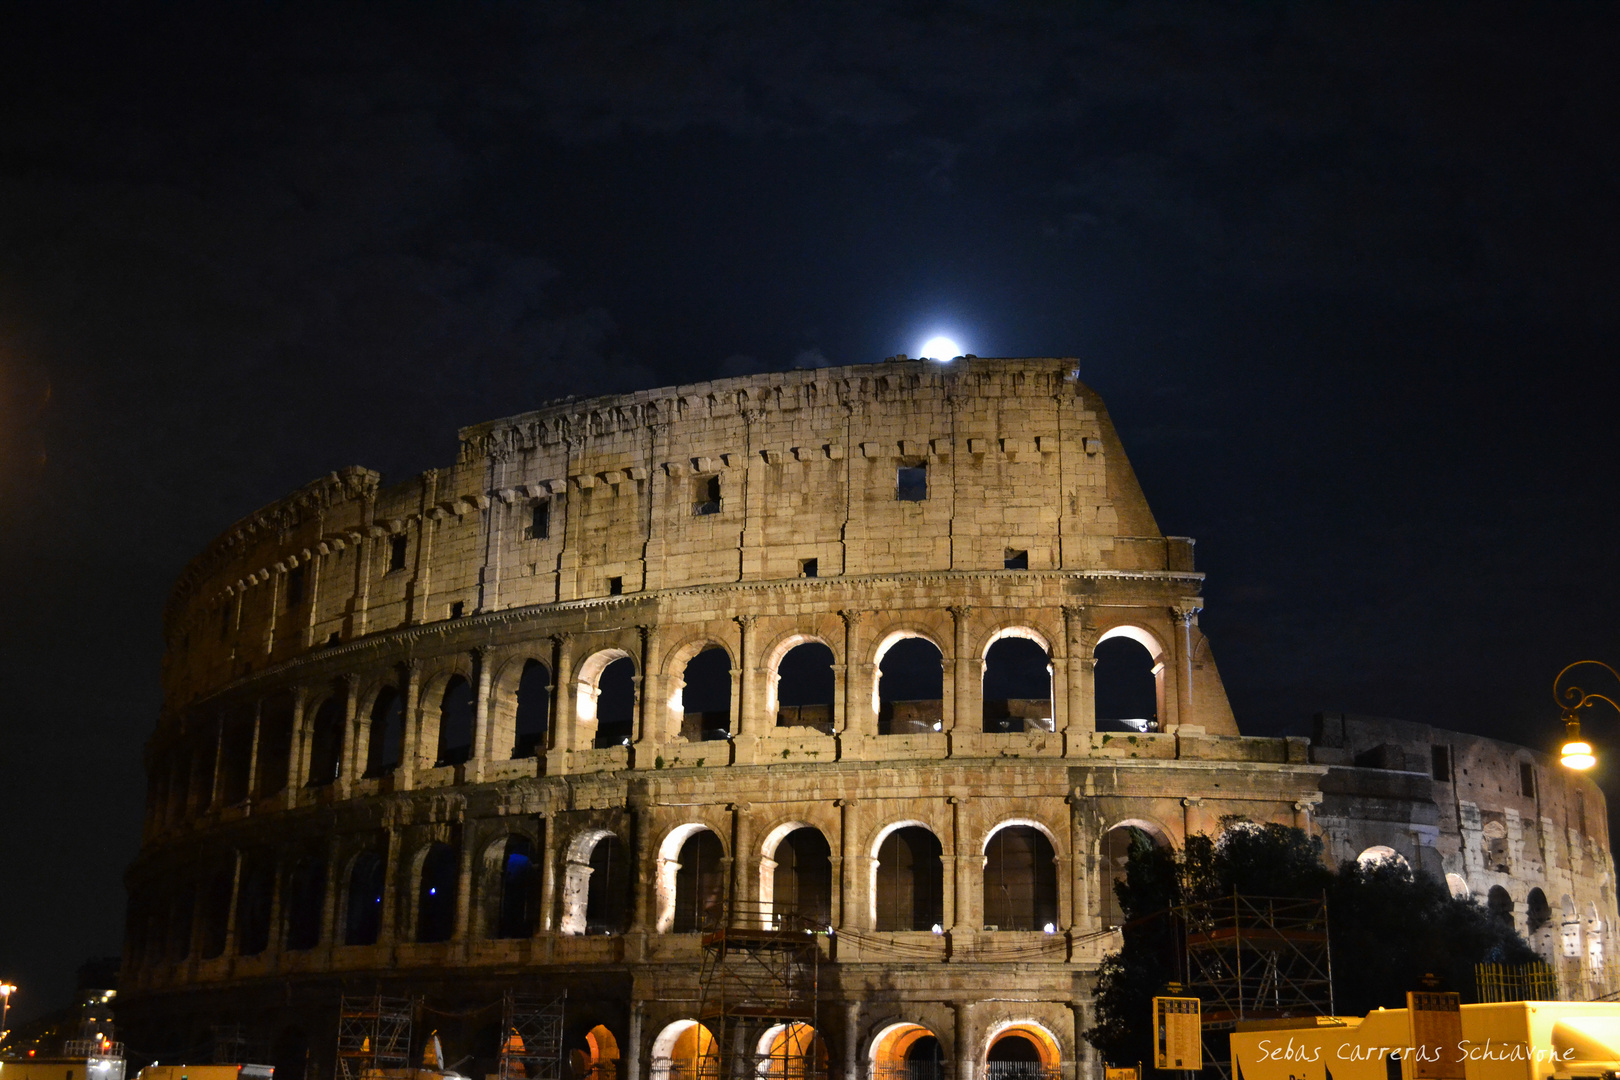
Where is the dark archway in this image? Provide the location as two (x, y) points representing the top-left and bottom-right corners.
(284, 856), (326, 951)
(417, 842), (459, 943)
(772, 827), (833, 927)
(1094, 637), (1157, 731)
(513, 660), (551, 758)
(681, 647), (732, 742)
(493, 836), (539, 939)
(198, 864), (234, 958)
(777, 642), (835, 732)
(593, 658), (637, 748)
(586, 835), (632, 935)
(673, 830), (726, 932)
(1488, 885), (1515, 929)
(878, 638), (944, 735)
(1528, 888), (1553, 933)
(365, 686), (404, 776)
(235, 859), (274, 956)
(982, 637), (1053, 733)
(983, 826), (1058, 931)
(344, 850), (387, 945)
(255, 694), (293, 797)
(436, 676), (475, 766)
(905, 1036), (946, 1080)
(307, 693), (345, 786)
(875, 826), (944, 931)
(217, 708), (255, 804)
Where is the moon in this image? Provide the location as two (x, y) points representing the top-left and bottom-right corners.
(919, 335), (962, 360)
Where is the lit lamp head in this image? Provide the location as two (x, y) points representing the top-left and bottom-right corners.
(1561, 714), (1597, 770)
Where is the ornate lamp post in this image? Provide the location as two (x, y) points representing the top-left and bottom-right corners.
(1554, 660), (1620, 770)
(0, 982), (15, 1045)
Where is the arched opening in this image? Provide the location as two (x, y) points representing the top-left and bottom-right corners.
(307, 693), (345, 786)
(217, 708), (255, 805)
(344, 850), (387, 946)
(594, 657), (637, 749)
(874, 826), (943, 931)
(673, 830), (726, 932)
(758, 1022), (827, 1080)
(983, 825), (1058, 931)
(1356, 846), (1412, 873)
(586, 835), (632, 935)
(235, 859), (274, 956)
(1094, 632), (1159, 732)
(365, 686), (405, 776)
(416, 842), (459, 943)
(767, 827), (833, 927)
(567, 1024), (620, 1080)
(1445, 873), (1471, 901)
(1526, 888), (1552, 932)
(985, 1024), (1061, 1080)
(255, 693), (293, 798)
(492, 836), (539, 939)
(649, 1020), (717, 1080)
(436, 676), (476, 766)
(167, 886), (195, 961)
(198, 865), (234, 959)
(1487, 885), (1515, 930)
(982, 635), (1053, 733)
(877, 637), (944, 735)
(776, 641), (835, 733)
(284, 856), (326, 951)
(1101, 823), (1172, 928)
(513, 660), (552, 758)
(680, 647), (732, 742)
(870, 1024), (938, 1080)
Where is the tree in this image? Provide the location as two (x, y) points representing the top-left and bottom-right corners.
(1086, 824), (1538, 1072)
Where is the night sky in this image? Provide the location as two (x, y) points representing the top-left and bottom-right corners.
(4, 2), (1620, 1022)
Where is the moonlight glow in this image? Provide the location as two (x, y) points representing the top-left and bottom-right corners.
(919, 336), (962, 360)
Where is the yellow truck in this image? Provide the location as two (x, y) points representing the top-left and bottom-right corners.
(135, 1066), (272, 1080)
(1230, 1002), (1620, 1080)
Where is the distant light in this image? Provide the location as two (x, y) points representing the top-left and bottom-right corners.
(428, 888), (437, 895)
(919, 336), (962, 361)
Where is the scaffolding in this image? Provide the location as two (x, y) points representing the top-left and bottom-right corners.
(1179, 894), (1334, 1080)
(497, 990), (567, 1080)
(335, 995), (415, 1080)
(694, 902), (824, 1080)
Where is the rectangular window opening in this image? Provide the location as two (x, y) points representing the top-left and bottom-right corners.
(1520, 761), (1536, 798)
(693, 475), (721, 516)
(285, 566), (306, 611)
(1004, 548), (1029, 570)
(388, 534), (408, 572)
(449, 601), (465, 619)
(608, 576), (624, 596)
(527, 499), (551, 540)
(800, 558), (818, 578)
(1431, 745), (1450, 783)
(896, 462), (928, 502)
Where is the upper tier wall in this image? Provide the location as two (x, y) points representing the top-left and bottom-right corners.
(163, 358), (1194, 703)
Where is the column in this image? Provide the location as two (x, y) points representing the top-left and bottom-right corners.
(950, 796), (975, 933)
(264, 853), (286, 957)
(731, 802), (754, 925)
(953, 1002), (975, 1080)
(398, 660), (422, 789)
(469, 648), (492, 782)
(1061, 606), (1096, 758)
(1067, 793), (1086, 934)
(243, 700), (263, 811)
(839, 610), (870, 752)
(319, 834), (342, 950)
(630, 798), (656, 932)
(1171, 601), (1203, 731)
(454, 826), (475, 948)
(947, 605), (974, 745)
(634, 624), (663, 763)
(1182, 797), (1203, 847)
(844, 1000), (862, 1080)
(221, 850), (243, 959)
(837, 799), (860, 930)
(538, 816), (559, 934)
(205, 715), (226, 811)
(286, 685), (310, 798)
(625, 1002), (645, 1080)
(378, 827), (403, 945)
(731, 616), (757, 763)
(548, 633), (578, 771)
(337, 675), (360, 797)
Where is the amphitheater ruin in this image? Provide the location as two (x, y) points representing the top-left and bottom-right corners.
(123, 356), (1618, 1080)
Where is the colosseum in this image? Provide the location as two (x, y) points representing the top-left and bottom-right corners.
(124, 356), (1619, 1080)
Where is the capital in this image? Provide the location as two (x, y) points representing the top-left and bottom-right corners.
(552, 631), (574, 648)
(947, 604), (973, 624)
(1171, 600), (1204, 626)
(734, 614), (757, 631)
(840, 609), (868, 629)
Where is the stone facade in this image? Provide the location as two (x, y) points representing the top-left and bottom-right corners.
(122, 357), (1615, 1080)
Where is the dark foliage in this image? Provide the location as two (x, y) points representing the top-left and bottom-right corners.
(1086, 824), (1538, 1072)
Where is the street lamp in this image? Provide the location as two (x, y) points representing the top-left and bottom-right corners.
(0, 982), (16, 1045)
(1554, 660), (1620, 770)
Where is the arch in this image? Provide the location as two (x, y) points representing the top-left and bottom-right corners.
(198, 863), (234, 959)
(983, 1021), (1062, 1075)
(255, 693), (294, 797)
(344, 850), (387, 946)
(655, 823), (726, 933)
(873, 632), (944, 735)
(576, 649), (637, 749)
(678, 646), (733, 743)
(761, 824), (833, 928)
(672, 830), (727, 933)
(364, 684), (405, 776)
(571, 1024), (620, 1080)
(1527, 888), (1552, 931)
(1093, 632), (1159, 732)
(512, 659), (552, 758)
(1486, 885), (1514, 929)
(982, 634), (1053, 734)
(485, 834), (538, 939)
(1101, 822), (1174, 929)
(649, 1020), (717, 1080)
(436, 675), (476, 766)
(1446, 873), (1472, 902)
(1356, 846), (1412, 873)
(772, 638), (836, 732)
(982, 824), (1059, 932)
(873, 823), (944, 931)
(869, 1024), (940, 1080)
(307, 691), (345, 786)
(559, 829), (630, 936)
(416, 841), (459, 943)
(756, 1022), (827, 1080)
(235, 858), (275, 956)
(284, 855), (326, 951)
(217, 706), (255, 805)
